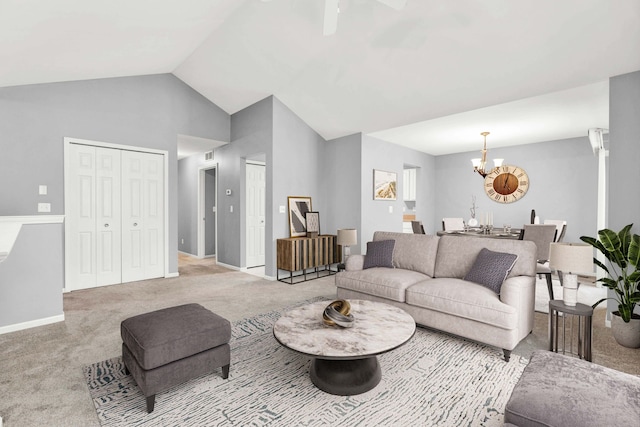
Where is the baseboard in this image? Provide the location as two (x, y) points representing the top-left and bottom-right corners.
(0, 314), (65, 335)
(165, 272), (179, 278)
(216, 261), (240, 271)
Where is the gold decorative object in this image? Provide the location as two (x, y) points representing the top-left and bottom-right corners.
(322, 299), (355, 327)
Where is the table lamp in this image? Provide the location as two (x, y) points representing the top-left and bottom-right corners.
(549, 243), (593, 306)
(337, 229), (358, 264)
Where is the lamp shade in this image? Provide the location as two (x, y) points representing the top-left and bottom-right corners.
(549, 243), (593, 274)
(337, 228), (357, 246)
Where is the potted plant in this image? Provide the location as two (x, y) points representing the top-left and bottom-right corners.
(580, 224), (640, 348)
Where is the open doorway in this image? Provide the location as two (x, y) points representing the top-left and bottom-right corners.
(197, 164), (217, 259)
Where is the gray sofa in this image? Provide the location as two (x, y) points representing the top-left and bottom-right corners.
(336, 231), (537, 361)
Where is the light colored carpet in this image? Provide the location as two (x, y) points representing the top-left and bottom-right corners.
(84, 302), (527, 426)
(534, 277), (606, 313)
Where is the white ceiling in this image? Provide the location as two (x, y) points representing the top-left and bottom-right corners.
(1, 0), (638, 156)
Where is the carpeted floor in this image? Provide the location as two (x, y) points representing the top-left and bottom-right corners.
(84, 302), (527, 426)
(0, 256), (637, 427)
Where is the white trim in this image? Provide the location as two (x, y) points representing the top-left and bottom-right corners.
(216, 261), (240, 271)
(165, 272), (179, 278)
(63, 137), (170, 288)
(0, 215), (64, 224)
(0, 314), (65, 335)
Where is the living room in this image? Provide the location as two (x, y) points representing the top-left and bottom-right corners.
(1, 1), (639, 425)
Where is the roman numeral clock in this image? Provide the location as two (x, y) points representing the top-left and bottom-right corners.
(484, 165), (529, 203)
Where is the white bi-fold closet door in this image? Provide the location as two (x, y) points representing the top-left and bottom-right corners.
(66, 143), (164, 291)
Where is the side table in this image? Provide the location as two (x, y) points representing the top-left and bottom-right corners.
(548, 300), (593, 361)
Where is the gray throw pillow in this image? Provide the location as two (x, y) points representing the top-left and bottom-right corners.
(464, 248), (518, 294)
(363, 240), (395, 269)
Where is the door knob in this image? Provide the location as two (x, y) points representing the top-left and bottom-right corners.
(104, 224), (109, 227)
(133, 223), (138, 226)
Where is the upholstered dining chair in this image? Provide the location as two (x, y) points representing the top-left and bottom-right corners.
(543, 219), (567, 242)
(521, 224), (558, 300)
(442, 217), (465, 231)
(411, 221), (425, 234)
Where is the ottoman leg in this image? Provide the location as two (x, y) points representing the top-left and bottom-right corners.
(146, 395), (156, 413)
(222, 364), (230, 379)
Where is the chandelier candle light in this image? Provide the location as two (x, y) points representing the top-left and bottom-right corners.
(549, 243), (594, 306)
(471, 132), (503, 177)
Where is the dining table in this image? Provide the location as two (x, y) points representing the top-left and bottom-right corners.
(436, 228), (522, 240)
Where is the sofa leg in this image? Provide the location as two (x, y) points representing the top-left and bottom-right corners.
(222, 364), (230, 379)
(503, 349), (511, 362)
(146, 395), (155, 413)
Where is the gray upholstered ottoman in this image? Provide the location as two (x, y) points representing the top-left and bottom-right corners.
(504, 350), (640, 427)
(121, 303), (231, 413)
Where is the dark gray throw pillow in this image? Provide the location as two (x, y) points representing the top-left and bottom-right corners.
(363, 240), (395, 269)
(464, 248), (518, 294)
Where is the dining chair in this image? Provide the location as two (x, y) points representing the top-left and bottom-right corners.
(442, 218), (465, 231)
(520, 224), (558, 300)
(543, 219), (567, 242)
(411, 221), (425, 234)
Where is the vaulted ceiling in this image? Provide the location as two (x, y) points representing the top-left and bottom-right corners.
(2, 0), (639, 155)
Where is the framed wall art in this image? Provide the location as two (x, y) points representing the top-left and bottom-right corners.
(373, 169), (397, 200)
(288, 196), (312, 237)
(305, 211), (320, 237)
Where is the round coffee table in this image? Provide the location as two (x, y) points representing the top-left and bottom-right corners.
(273, 299), (415, 395)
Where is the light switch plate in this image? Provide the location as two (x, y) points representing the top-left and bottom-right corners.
(388, 205), (393, 213)
(39, 185), (47, 195)
(279, 205), (286, 213)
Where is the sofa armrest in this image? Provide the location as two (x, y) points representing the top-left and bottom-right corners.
(345, 255), (365, 271)
(500, 275), (536, 338)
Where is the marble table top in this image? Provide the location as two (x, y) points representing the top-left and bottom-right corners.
(273, 300), (416, 360)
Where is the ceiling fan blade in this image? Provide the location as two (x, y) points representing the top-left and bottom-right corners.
(323, 0), (339, 36)
(377, 0), (407, 11)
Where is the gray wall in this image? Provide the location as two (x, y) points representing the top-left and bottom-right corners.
(360, 134), (436, 251)
(434, 137), (598, 243)
(0, 74), (230, 274)
(217, 96), (273, 271)
(323, 133), (363, 253)
(609, 70), (640, 316)
(0, 224), (63, 328)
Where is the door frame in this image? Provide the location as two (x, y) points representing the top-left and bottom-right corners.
(245, 160), (266, 268)
(197, 164), (218, 259)
(63, 137), (170, 291)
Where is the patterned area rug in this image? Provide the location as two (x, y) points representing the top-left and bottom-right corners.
(84, 303), (527, 426)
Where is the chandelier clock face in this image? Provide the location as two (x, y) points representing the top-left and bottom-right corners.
(484, 165), (529, 204)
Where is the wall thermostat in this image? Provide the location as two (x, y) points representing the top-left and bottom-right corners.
(225, 189), (232, 196)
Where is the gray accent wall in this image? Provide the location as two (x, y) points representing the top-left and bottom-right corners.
(0, 74), (230, 274)
(434, 137), (598, 243)
(609, 70), (640, 316)
(360, 134), (436, 252)
(0, 224), (63, 329)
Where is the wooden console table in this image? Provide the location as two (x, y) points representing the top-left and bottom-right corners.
(277, 235), (340, 284)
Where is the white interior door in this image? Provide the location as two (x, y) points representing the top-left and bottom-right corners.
(95, 147), (122, 286)
(246, 163), (266, 268)
(121, 150), (165, 282)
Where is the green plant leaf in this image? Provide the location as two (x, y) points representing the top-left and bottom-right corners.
(618, 304), (631, 322)
(618, 224), (633, 255)
(629, 234), (640, 268)
(591, 298), (608, 309)
(599, 277), (618, 288)
(630, 292), (640, 304)
(592, 258), (610, 275)
(628, 270), (640, 283)
(599, 229), (626, 268)
(580, 236), (609, 258)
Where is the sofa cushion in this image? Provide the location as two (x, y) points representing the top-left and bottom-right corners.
(337, 268), (430, 302)
(434, 235), (536, 279)
(405, 278), (517, 329)
(363, 240), (395, 269)
(373, 231), (440, 277)
(464, 248), (518, 294)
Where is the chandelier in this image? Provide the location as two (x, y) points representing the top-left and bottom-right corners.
(471, 132), (503, 178)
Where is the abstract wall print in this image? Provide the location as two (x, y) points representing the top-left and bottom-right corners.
(288, 196), (312, 237)
(373, 169), (397, 200)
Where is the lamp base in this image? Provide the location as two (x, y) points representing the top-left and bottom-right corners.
(562, 273), (579, 306)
